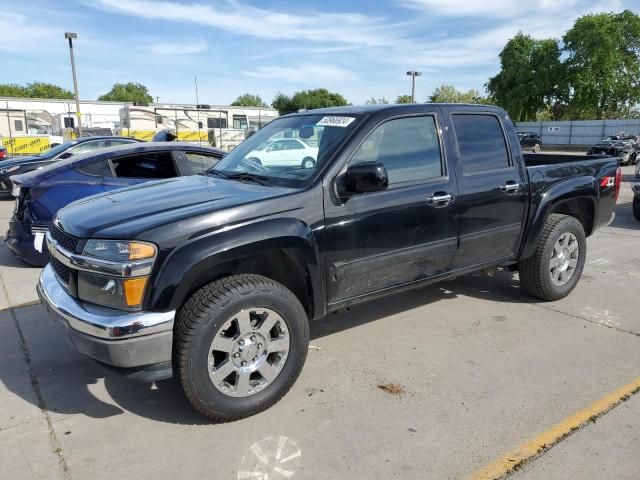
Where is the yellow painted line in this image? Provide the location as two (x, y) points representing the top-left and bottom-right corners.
(467, 377), (640, 480)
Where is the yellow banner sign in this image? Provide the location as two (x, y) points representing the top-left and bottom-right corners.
(0, 136), (51, 155)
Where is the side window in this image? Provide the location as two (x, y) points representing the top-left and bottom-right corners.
(350, 116), (443, 186)
(452, 114), (510, 173)
(109, 139), (135, 146)
(268, 140), (285, 151)
(178, 152), (221, 175)
(285, 140), (305, 150)
(233, 115), (248, 129)
(78, 160), (113, 177)
(112, 152), (178, 179)
(69, 141), (105, 155)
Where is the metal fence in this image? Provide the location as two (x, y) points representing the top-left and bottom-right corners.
(514, 119), (640, 148)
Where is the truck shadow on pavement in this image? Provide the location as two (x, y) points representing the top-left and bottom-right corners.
(0, 270), (531, 426)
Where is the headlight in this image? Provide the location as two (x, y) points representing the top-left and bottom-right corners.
(1, 165), (19, 174)
(78, 240), (157, 310)
(83, 239), (157, 261)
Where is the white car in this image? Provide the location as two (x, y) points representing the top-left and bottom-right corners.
(246, 138), (318, 168)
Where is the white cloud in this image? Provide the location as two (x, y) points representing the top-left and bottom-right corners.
(0, 13), (60, 52)
(242, 64), (357, 83)
(146, 39), (207, 55)
(402, 0), (600, 19)
(92, 0), (401, 48)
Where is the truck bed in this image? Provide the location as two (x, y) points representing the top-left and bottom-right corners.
(523, 152), (610, 167)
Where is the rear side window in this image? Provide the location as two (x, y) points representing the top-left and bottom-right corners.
(78, 160), (113, 177)
(350, 115), (443, 185)
(452, 114), (510, 173)
(112, 152), (178, 179)
(177, 152), (221, 176)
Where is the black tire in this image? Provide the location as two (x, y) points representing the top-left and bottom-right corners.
(633, 196), (640, 221)
(301, 157), (316, 169)
(174, 274), (309, 421)
(631, 153), (637, 166)
(518, 214), (586, 301)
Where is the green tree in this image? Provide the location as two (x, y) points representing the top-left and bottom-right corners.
(0, 82), (73, 99)
(563, 10), (640, 119)
(395, 94), (413, 104)
(98, 82), (153, 104)
(271, 92), (295, 115)
(231, 93), (268, 107)
(487, 32), (564, 121)
(365, 97), (390, 105)
(271, 89), (348, 115)
(428, 84), (487, 103)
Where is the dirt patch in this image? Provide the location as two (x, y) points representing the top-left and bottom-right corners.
(377, 383), (405, 395)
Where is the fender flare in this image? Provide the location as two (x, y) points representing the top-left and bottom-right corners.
(519, 175), (598, 260)
(147, 217), (325, 318)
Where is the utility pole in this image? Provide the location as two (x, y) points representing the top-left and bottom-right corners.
(65, 32), (83, 137)
(195, 76), (202, 146)
(406, 70), (422, 103)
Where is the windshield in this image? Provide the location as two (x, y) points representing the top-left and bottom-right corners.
(211, 114), (361, 187)
(37, 140), (80, 158)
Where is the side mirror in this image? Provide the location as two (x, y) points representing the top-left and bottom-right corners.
(59, 152), (73, 159)
(340, 162), (388, 196)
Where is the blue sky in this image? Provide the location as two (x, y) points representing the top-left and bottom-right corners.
(1, 0), (636, 106)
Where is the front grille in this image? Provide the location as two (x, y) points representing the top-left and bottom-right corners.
(50, 257), (71, 286)
(50, 224), (79, 252)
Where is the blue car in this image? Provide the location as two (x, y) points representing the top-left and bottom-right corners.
(0, 136), (142, 196)
(5, 142), (224, 265)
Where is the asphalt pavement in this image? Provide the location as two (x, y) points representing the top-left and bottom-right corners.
(0, 166), (639, 480)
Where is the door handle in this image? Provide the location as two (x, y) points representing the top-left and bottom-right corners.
(500, 181), (521, 193)
(427, 192), (454, 208)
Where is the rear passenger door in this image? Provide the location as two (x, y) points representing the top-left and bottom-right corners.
(101, 151), (179, 189)
(445, 111), (527, 268)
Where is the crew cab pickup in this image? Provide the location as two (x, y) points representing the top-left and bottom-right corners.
(38, 104), (620, 421)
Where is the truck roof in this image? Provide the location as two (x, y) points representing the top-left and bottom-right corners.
(290, 103), (505, 116)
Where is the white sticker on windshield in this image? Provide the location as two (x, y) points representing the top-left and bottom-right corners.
(317, 116), (355, 128)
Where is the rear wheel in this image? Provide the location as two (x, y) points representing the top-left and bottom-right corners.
(519, 214), (586, 301)
(174, 274), (309, 421)
(633, 195), (640, 221)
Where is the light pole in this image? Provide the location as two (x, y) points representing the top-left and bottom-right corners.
(406, 70), (422, 103)
(65, 32), (82, 137)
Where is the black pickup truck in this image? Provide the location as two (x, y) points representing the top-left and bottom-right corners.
(38, 104), (620, 421)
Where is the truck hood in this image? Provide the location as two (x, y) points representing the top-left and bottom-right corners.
(56, 174), (295, 239)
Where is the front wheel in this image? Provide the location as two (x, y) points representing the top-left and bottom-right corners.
(301, 157), (316, 169)
(174, 274), (309, 421)
(518, 214), (586, 301)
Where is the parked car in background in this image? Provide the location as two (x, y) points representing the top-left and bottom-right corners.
(5, 142), (223, 265)
(633, 184), (640, 221)
(0, 145), (7, 160)
(587, 136), (639, 166)
(0, 136), (141, 196)
(518, 132), (542, 152)
(247, 137), (318, 168)
(38, 104), (619, 421)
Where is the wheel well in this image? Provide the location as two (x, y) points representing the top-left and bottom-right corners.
(550, 197), (594, 236)
(184, 249), (314, 317)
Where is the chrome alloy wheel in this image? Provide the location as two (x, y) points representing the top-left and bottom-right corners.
(549, 232), (579, 287)
(208, 308), (290, 398)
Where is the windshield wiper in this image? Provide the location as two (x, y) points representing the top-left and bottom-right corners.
(206, 170), (272, 186)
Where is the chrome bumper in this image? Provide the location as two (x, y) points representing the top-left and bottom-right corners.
(37, 264), (175, 370)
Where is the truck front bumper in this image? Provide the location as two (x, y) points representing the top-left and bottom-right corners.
(37, 264), (175, 381)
